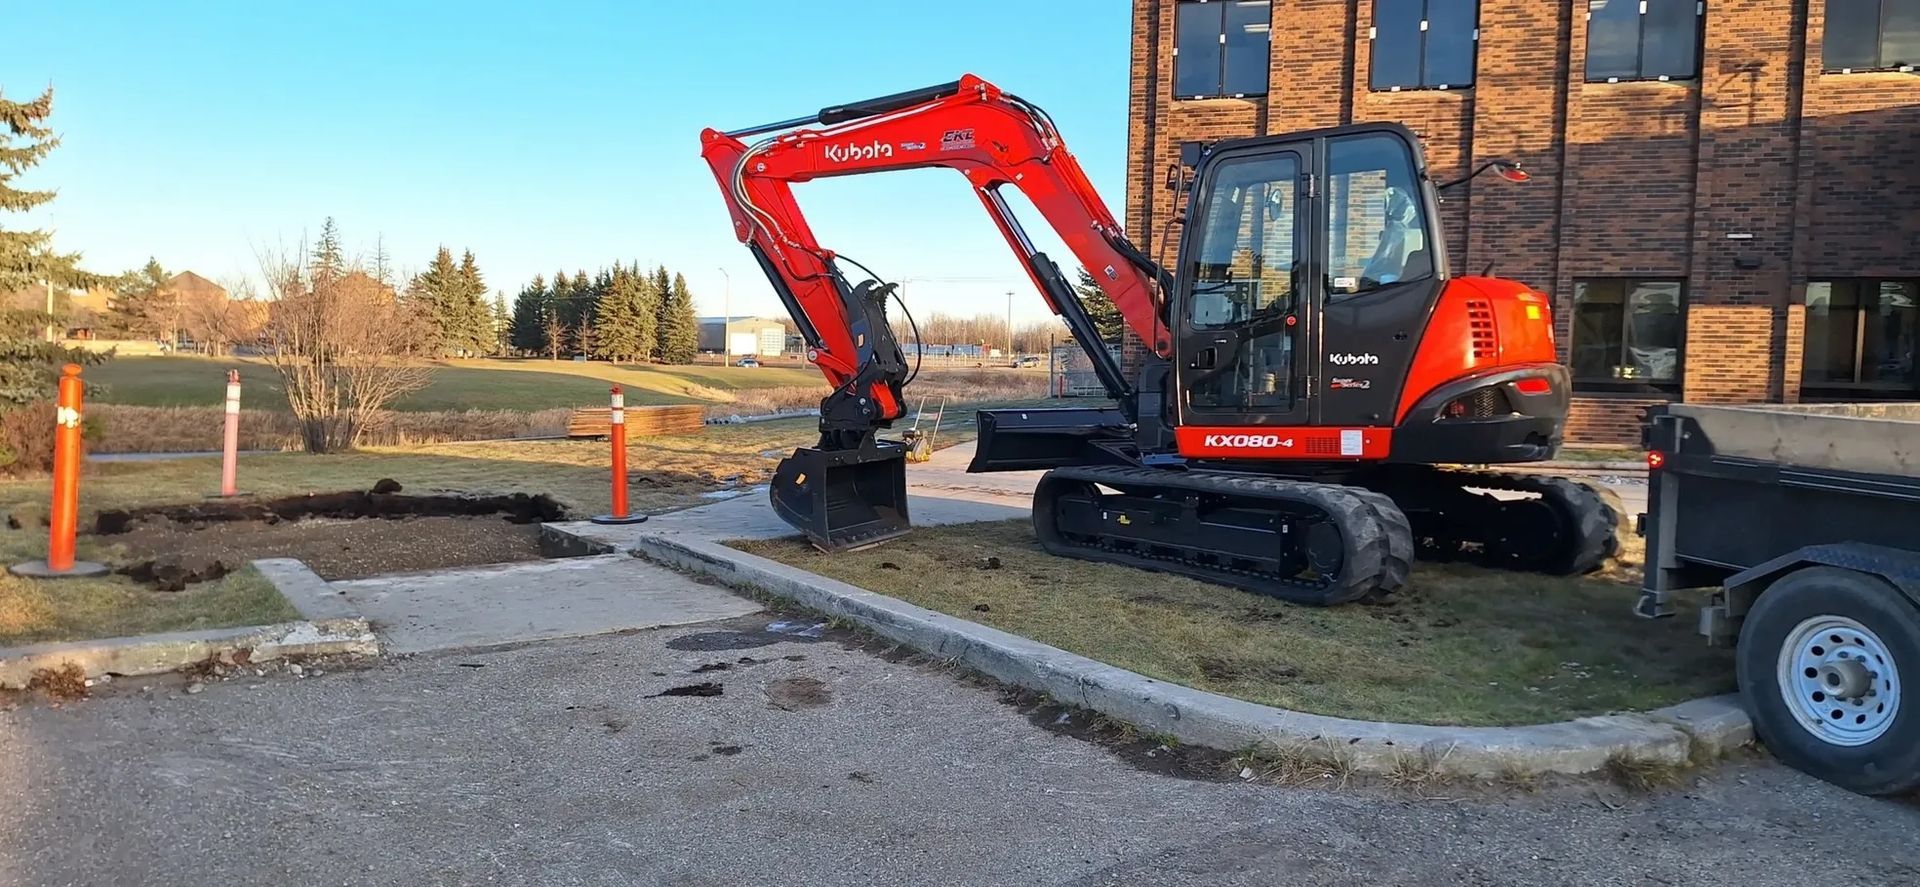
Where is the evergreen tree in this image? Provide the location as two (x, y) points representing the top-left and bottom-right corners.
(510, 275), (550, 354)
(569, 269), (595, 326)
(371, 234), (393, 285)
(593, 264), (655, 363)
(310, 217), (346, 284)
(455, 250), (491, 355)
(490, 292), (511, 355)
(650, 265), (674, 360)
(0, 85), (106, 441)
(408, 247), (463, 355)
(1074, 267), (1126, 343)
(660, 272), (699, 364)
(107, 257), (178, 342)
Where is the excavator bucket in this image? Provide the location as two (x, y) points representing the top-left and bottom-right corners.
(768, 443), (911, 551)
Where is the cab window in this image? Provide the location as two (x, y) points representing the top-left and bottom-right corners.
(1324, 133), (1434, 297)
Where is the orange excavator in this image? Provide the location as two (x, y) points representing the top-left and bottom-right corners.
(700, 75), (1620, 605)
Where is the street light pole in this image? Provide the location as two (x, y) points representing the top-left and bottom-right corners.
(1006, 290), (1014, 357)
(716, 267), (732, 357)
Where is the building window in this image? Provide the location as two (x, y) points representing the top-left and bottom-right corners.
(1584, 0), (1703, 82)
(1174, 1), (1272, 99)
(1571, 279), (1685, 392)
(1823, 0), (1920, 72)
(1371, 0), (1479, 90)
(1803, 280), (1919, 397)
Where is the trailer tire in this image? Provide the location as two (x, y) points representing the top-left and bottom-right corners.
(1737, 566), (1920, 796)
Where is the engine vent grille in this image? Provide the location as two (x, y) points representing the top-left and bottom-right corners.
(1446, 387), (1512, 419)
(1466, 300), (1497, 360)
(1305, 436), (1339, 456)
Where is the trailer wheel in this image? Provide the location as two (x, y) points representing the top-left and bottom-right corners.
(1737, 566), (1920, 796)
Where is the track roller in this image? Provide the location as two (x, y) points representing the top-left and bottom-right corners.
(1031, 465), (1413, 606)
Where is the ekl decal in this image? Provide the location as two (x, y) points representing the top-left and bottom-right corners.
(940, 128), (975, 151)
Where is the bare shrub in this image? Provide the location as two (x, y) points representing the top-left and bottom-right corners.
(259, 235), (432, 453)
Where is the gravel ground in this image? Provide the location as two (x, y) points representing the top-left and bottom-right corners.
(1, 617), (1915, 887)
(111, 514), (549, 579)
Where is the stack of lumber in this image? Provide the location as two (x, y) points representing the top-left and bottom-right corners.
(565, 404), (705, 439)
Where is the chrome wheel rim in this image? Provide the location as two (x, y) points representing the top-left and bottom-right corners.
(1776, 615), (1901, 747)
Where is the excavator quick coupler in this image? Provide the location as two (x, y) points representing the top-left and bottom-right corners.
(768, 440), (911, 552)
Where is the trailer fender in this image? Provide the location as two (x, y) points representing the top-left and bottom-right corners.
(1722, 543), (1920, 620)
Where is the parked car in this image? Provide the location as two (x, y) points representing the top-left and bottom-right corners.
(736, 357), (760, 368)
(1011, 355), (1040, 368)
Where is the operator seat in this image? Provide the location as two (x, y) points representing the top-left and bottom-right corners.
(1359, 187), (1425, 285)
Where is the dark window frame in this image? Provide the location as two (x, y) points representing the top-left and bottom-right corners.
(1822, 0), (1920, 73)
(1570, 277), (1688, 396)
(1172, 0), (1273, 100)
(1369, 0), (1481, 91)
(1583, 0), (1706, 83)
(1801, 278), (1920, 399)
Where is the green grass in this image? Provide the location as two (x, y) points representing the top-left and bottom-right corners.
(86, 355), (824, 413)
(730, 521), (1733, 727)
(0, 554), (296, 647)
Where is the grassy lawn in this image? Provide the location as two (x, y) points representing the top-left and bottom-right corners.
(86, 355), (823, 413)
(731, 522), (1732, 727)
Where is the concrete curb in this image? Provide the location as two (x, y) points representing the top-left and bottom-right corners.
(0, 559), (379, 689)
(629, 532), (1751, 778)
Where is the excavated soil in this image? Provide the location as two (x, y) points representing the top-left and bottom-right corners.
(95, 488), (571, 584)
(110, 514), (550, 581)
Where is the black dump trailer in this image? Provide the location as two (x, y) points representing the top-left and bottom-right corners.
(1640, 402), (1920, 795)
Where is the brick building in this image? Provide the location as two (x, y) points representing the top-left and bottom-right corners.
(1126, 0), (1920, 442)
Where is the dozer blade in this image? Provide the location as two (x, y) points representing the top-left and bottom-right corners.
(769, 443), (911, 551)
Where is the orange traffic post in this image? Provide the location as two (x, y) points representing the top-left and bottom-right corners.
(591, 385), (647, 525)
(11, 364), (108, 578)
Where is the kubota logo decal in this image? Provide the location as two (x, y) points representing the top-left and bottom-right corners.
(823, 140), (895, 163)
(1203, 434), (1296, 449)
(1328, 353), (1380, 366)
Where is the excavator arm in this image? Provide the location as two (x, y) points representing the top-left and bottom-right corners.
(700, 75), (1168, 422)
(699, 74), (1170, 551)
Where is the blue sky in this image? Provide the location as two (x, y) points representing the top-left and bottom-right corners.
(2, 1), (1132, 324)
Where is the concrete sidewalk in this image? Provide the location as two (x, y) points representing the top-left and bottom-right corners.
(331, 555), (761, 655)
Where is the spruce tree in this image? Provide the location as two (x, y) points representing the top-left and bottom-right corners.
(408, 247), (463, 355)
(490, 292), (511, 355)
(660, 272), (700, 364)
(1074, 267), (1126, 343)
(0, 85), (105, 417)
(455, 250), (491, 355)
(650, 265), (674, 360)
(510, 275), (550, 354)
(310, 218), (346, 284)
(593, 264), (655, 363)
(108, 257), (178, 342)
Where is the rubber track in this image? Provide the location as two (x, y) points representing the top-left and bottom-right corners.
(1032, 465), (1414, 606)
(1403, 469), (1621, 576)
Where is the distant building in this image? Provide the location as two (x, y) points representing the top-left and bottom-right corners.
(697, 316), (788, 356)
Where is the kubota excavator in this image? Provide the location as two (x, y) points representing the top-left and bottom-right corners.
(700, 75), (1620, 605)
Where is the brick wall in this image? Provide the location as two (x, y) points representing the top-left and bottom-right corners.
(1127, 0), (1920, 444)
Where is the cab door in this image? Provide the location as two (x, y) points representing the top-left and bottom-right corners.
(1171, 141), (1317, 435)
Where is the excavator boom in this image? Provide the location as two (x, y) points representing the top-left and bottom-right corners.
(699, 75), (1166, 549)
